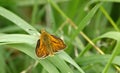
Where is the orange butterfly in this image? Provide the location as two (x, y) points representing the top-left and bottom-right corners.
(35, 29), (66, 58)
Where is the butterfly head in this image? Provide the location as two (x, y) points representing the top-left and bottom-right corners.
(40, 29), (46, 34)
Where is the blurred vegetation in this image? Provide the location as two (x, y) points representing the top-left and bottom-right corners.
(0, 0), (120, 73)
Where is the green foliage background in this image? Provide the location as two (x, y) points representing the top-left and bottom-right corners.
(0, 0), (120, 73)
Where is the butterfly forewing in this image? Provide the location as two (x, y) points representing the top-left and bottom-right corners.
(36, 39), (49, 57)
(50, 35), (66, 52)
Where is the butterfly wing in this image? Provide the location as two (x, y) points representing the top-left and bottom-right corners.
(50, 35), (66, 52)
(35, 39), (49, 58)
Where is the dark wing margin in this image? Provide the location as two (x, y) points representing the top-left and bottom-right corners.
(35, 39), (40, 53)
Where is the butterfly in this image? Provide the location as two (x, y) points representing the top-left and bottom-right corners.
(35, 29), (66, 58)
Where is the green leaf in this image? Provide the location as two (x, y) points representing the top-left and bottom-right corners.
(17, 0), (69, 6)
(91, 0), (120, 3)
(48, 55), (73, 73)
(0, 6), (39, 36)
(59, 51), (85, 73)
(7, 44), (60, 73)
(75, 55), (120, 66)
(71, 3), (103, 41)
(0, 47), (6, 73)
(0, 34), (37, 45)
(97, 32), (120, 73)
